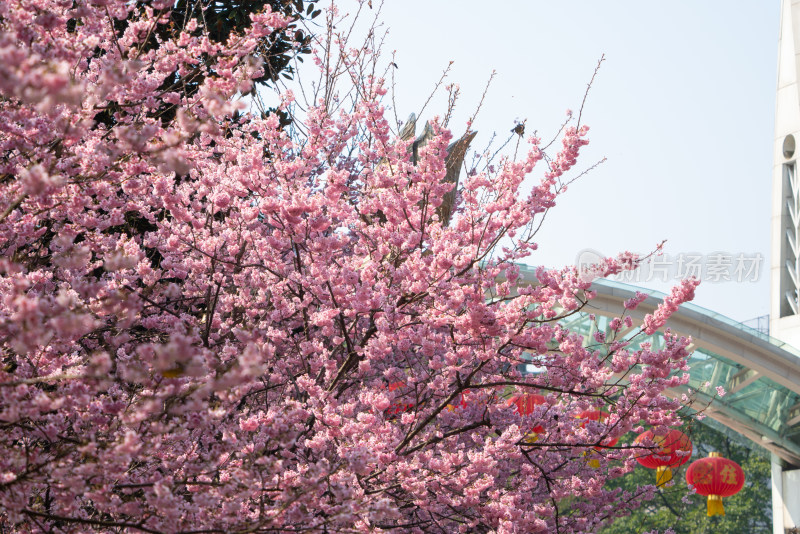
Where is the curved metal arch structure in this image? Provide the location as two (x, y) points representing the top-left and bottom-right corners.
(514, 264), (800, 467)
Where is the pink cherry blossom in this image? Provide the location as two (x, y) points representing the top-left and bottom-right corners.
(0, 2), (696, 532)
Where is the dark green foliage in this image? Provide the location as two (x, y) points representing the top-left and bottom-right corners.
(155, 0), (319, 93)
(601, 422), (772, 534)
(91, 0), (320, 128)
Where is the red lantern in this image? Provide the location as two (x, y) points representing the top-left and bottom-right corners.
(635, 429), (692, 486)
(576, 410), (619, 469)
(508, 392), (546, 416)
(685, 452), (745, 516)
(385, 382), (414, 418)
(578, 410), (619, 448)
(507, 392), (546, 441)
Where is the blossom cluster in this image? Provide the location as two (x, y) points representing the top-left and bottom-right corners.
(0, 2), (694, 532)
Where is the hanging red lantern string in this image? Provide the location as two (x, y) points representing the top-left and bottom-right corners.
(507, 392), (546, 442)
(634, 428), (692, 486)
(685, 452), (745, 516)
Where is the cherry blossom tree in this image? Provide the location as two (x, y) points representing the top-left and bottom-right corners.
(0, 1), (697, 532)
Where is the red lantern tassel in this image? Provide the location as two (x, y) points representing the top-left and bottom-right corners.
(655, 466), (672, 486)
(583, 450), (601, 469)
(523, 432), (539, 444)
(707, 495), (725, 516)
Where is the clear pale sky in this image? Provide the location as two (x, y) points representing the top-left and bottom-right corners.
(329, 1), (780, 323)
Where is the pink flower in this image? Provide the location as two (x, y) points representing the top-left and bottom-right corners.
(0, 2), (695, 530)
(642, 279), (699, 335)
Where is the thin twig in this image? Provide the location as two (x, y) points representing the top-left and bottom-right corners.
(466, 69), (496, 132)
(417, 61), (453, 119)
(576, 54), (605, 130)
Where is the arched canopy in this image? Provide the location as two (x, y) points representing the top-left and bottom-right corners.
(514, 265), (800, 466)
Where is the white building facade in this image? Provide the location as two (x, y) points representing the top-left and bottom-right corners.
(769, 1), (800, 531)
